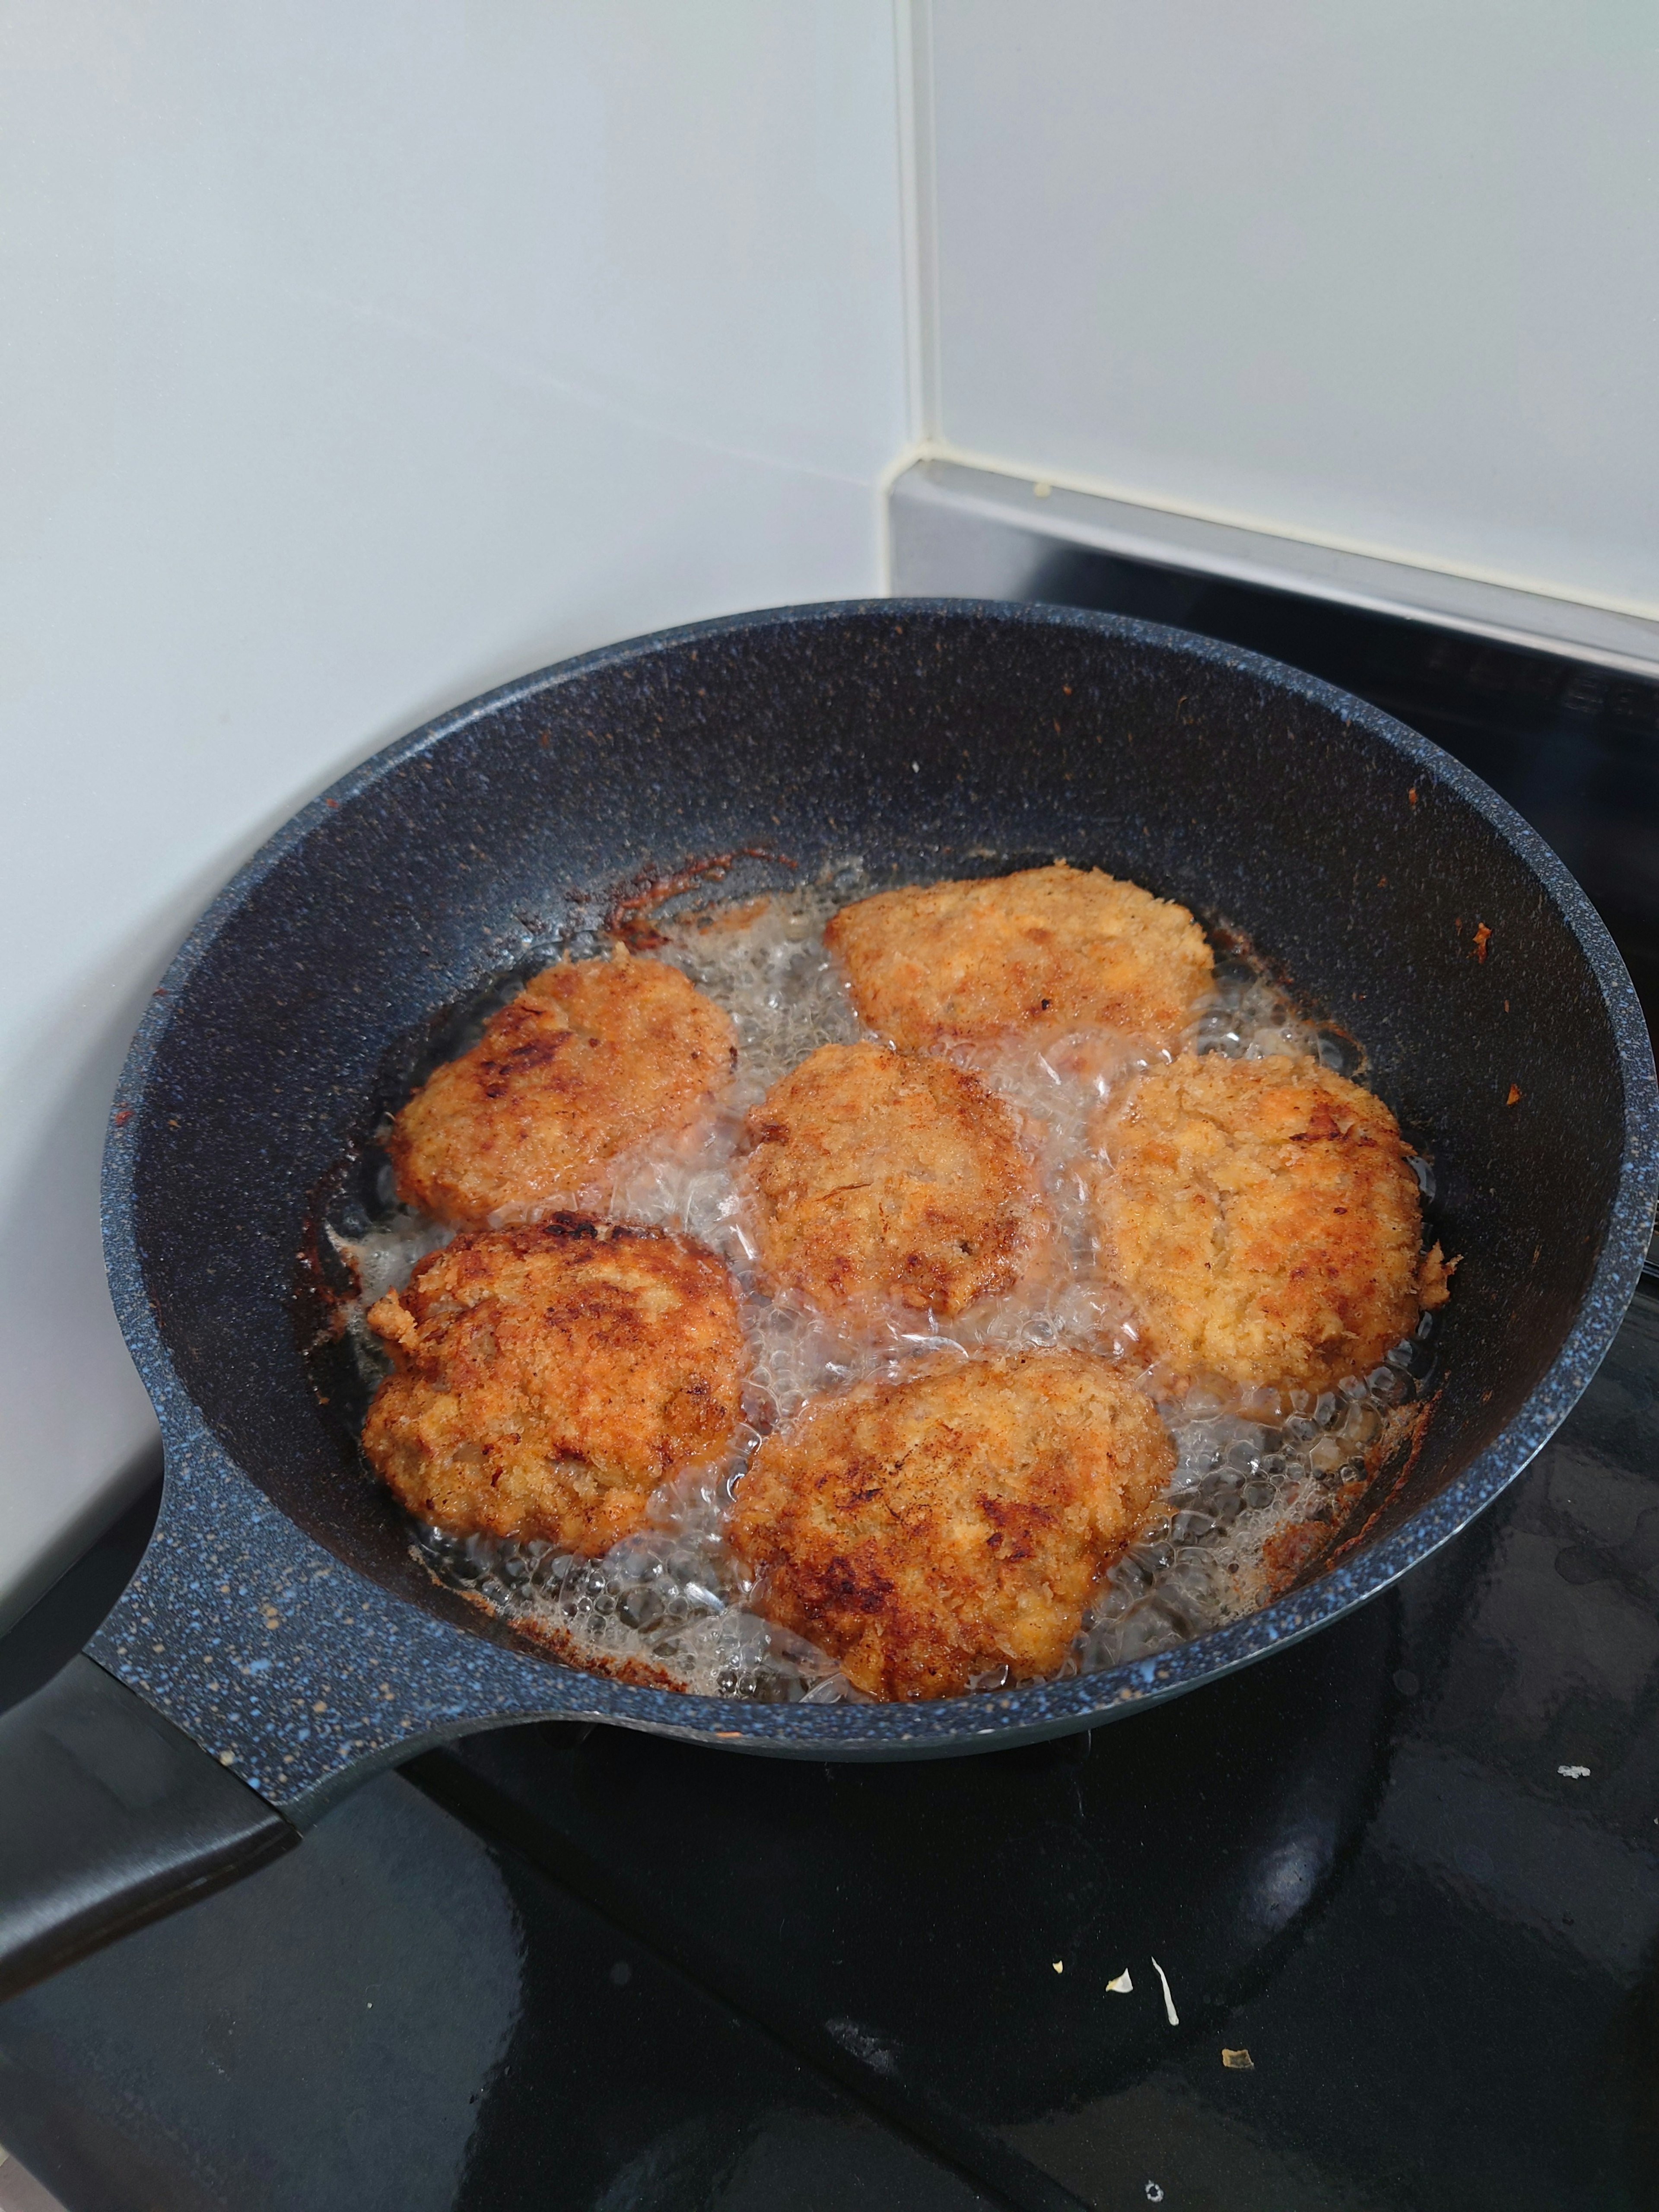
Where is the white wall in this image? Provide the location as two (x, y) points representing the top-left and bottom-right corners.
(0, 0), (909, 1625)
(919, 0), (1659, 616)
(18, 1), (1655, 1629)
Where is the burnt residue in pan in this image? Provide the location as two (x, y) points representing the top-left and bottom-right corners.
(604, 847), (798, 950)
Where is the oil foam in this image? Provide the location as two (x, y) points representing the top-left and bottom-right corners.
(326, 871), (1437, 1699)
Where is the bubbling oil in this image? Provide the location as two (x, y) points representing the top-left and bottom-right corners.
(327, 868), (1439, 1700)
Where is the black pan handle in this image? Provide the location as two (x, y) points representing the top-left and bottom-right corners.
(0, 1654), (299, 2002)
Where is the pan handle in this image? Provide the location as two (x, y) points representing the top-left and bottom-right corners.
(0, 1653), (299, 2002)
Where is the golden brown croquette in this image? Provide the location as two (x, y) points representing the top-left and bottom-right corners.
(737, 1042), (1049, 1321)
(728, 1351), (1175, 1699)
(823, 861), (1214, 1055)
(387, 946), (736, 1225)
(362, 1217), (745, 1554)
(1091, 1050), (1449, 1395)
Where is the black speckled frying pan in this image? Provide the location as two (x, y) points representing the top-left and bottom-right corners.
(2, 599), (1653, 2000)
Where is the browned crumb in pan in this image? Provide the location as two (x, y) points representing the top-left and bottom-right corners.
(823, 861), (1214, 1054)
(362, 1216), (744, 1555)
(602, 848), (794, 951)
(506, 1611), (687, 1691)
(737, 1041), (1051, 1321)
(431, 1572), (689, 1691)
(1257, 1389), (1438, 1596)
(387, 944), (736, 1225)
(1091, 1050), (1445, 1395)
(728, 1351), (1175, 1700)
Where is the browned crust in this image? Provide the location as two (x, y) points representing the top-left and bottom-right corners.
(508, 1613), (686, 1691)
(1322, 1390), (1441, 1571)
(603, 850), (795, 950)
(362, 1216), (745, 1554)
(1092, 1051), (1439, 1393)
(386, 947), (736, 1225)
(823, 861), (1214, 1053)
(1262, 1392), (1436, 1595)
(1260, 1512), (1345, 1592)
(737, 1042), (1051, 1319)
(728, 1351), (1176, 1700)
(423, 1565), (688, 1690)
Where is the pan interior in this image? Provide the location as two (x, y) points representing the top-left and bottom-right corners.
(124, 604), (1636, 1692)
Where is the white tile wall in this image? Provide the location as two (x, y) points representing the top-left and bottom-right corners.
(0, 0), (909, 1626)
(918, 0), (1659, 616)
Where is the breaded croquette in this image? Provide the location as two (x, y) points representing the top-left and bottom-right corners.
(1091, 1051), (1449, 1394)
(737, 1042), (1049, 1320)
(362, 1217), (745, 1554)
(728, 1351), (1175, 1699)
(824, 861), (1214, 1054)
(388, 945), (736, 1224)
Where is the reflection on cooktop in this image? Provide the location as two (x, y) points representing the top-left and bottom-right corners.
(418, 1593), (1393, 2177)
(0, 1295), (1654, 2209)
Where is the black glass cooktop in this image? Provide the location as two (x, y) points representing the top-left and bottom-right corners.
(1, 579), (1656, 2212)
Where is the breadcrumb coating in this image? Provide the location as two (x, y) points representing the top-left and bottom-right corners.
(387, 946), (736, 1224)
(1092, 1051), (1445, 1393)
(824, 861), (1214, 1054)
(362, 1218), (745, 1554)
(728, 1351), (1174, 1699)
(737, 1042), (1049, 1321)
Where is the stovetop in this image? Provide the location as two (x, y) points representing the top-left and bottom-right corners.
(1, 576), (1656, 2212)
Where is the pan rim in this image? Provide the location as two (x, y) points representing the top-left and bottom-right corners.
(99, 597), (1659, 1787)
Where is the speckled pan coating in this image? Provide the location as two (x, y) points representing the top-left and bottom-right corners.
(98, 601), (1659, 1822)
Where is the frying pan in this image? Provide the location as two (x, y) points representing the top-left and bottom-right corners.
(2, 599), (1653, 2003)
